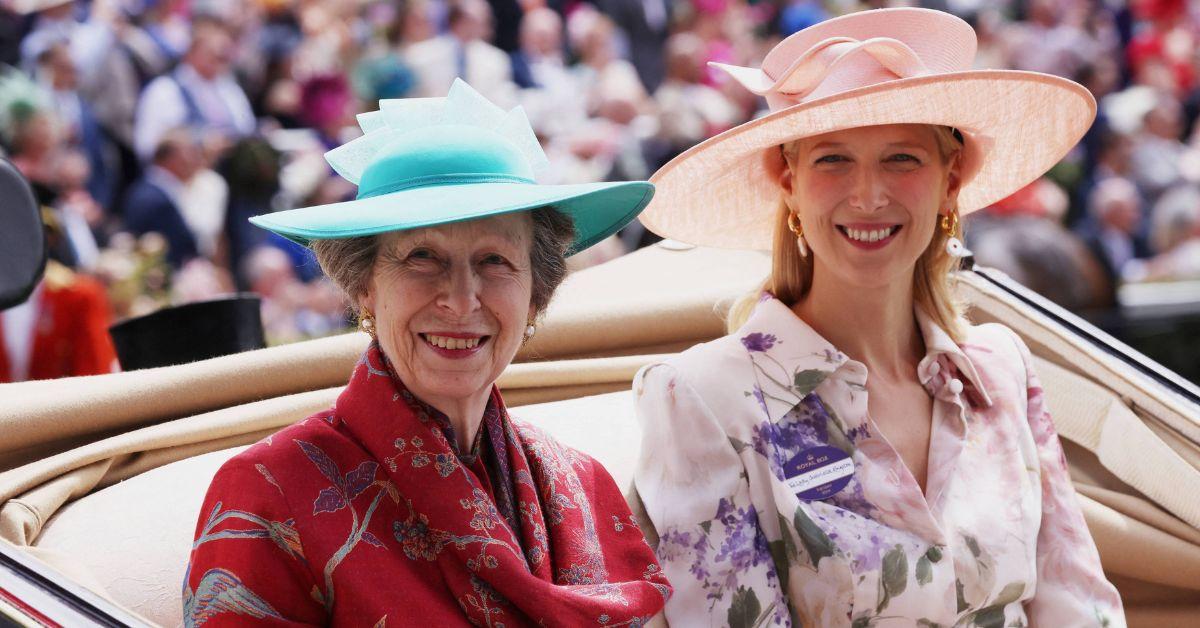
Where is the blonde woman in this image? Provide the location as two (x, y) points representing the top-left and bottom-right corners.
(633, 8), (1124, 627)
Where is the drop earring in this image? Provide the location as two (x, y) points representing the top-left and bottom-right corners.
(787, 211), (808, 258)
(940, 210), (969, 258)
(359, 310), (377, 339)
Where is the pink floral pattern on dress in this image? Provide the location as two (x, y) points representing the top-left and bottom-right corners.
(634, 296), (1124, 628)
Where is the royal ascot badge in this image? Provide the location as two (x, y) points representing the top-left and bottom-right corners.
(783, 445), (854, 501)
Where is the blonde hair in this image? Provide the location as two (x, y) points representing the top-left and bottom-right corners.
(726, 125), (968, 341)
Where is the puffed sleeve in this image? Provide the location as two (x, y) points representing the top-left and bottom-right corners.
(183, 458), (326, 627)
(1013, 339), (1126, 627)
(633, 363), (789, 628)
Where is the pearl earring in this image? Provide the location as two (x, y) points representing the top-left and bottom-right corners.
(359, 312), (376, 339)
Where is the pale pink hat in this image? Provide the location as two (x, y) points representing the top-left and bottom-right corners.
(640, 7), (1097, 250)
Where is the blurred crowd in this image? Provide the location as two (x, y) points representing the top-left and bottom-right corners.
(1, 0), (1199, 379)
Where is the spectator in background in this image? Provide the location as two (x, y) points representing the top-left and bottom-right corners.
(512, 7), (583, 139)
(1136, 184), (1200, 281)
(593, 0), (672, 92)
(1, 84), (61, 204)
(1079, 177), (1153, 287)
(19, 0), (140, 151)
(400, 0), (438, 46)
(652, 32), (739, 165)
(125, 0), (191, 72)
(34, 42), (118, 211)
(972, 214), (1114, 311)
(133, 16), (256, 161)
(569, 8), (647, 122)
(351, 18), (417, 103)
(244, 245), (301, 342)
(288, 1), (358, 79)
(1088, 130), (1135, 189)
(0, 261), (117, 382)
(176, 148), (229, 264)
(1129, 92), (1188, 203)
(49, 148), (104, 269)
(1127, 0), (1194, 96)
(0, 215), (116, 382)
(1002, 0), (1106, 79)
(122, 128), (201, 268)
(5, 0), (1200, 356)
(298, 73), (356, 150)
(510, 7), (566, 90)
(406, 0), (516, 106)
(221, 137), (282, 290)
(18, 0), (112, 72)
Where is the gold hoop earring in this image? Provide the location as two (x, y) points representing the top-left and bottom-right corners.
(787, 212), (809, 258)
(940, 210), (959, 236)
(359, 311), (377, 339)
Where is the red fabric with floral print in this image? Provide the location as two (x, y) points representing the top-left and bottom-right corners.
(184, 345), (671, 626)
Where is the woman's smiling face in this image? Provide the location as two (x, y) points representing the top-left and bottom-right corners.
(782, 124), (962, 289)
(359, 213), (534, 411)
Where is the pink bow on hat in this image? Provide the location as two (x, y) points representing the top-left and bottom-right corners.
(711, 11), (976, 112)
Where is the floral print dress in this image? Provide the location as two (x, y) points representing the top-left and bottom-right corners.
(634, 296), (1124, 627)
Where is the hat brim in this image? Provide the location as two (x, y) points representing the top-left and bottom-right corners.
(250, 180), (654, 256)
(641, 70), (1096, 250)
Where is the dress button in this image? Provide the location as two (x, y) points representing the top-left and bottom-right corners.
(947, 378), (963, 395)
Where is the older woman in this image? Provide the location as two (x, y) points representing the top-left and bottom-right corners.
(634, 8), (1124, 627)
(183, 80), (670, 626)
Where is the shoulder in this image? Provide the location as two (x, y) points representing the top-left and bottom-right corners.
(960, 321), (1030, 373)
(642, 333), (748, 387)
(138, 74), (183, 104)
(634, 333), (757, 422)
(959, 321), (1036, 411)
(124, 179), (170, 206)
(209, 410), (353, 495)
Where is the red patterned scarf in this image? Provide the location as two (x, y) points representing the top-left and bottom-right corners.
(336, 345), (671, 625)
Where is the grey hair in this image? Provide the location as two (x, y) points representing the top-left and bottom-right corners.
(310, 206), (576, 319)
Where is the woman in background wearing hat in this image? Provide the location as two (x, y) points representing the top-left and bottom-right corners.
(634, 8), (1123, 627)
(183, 80), (670, 626)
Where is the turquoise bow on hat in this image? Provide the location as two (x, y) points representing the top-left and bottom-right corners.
(250, 79), (654, 255)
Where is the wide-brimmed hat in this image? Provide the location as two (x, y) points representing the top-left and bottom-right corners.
(639, 7), (1096, 250)
(251, 79), (654, 255)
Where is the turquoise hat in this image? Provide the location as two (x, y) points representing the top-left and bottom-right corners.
(250, 79), (654, 255)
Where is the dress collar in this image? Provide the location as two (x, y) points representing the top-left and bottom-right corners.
(735, 294), (992, 410)
(914, 308), (993, 409)
(733, 295), (856, 425)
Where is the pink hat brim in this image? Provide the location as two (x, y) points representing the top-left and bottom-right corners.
(641, 70), (1096, 250)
